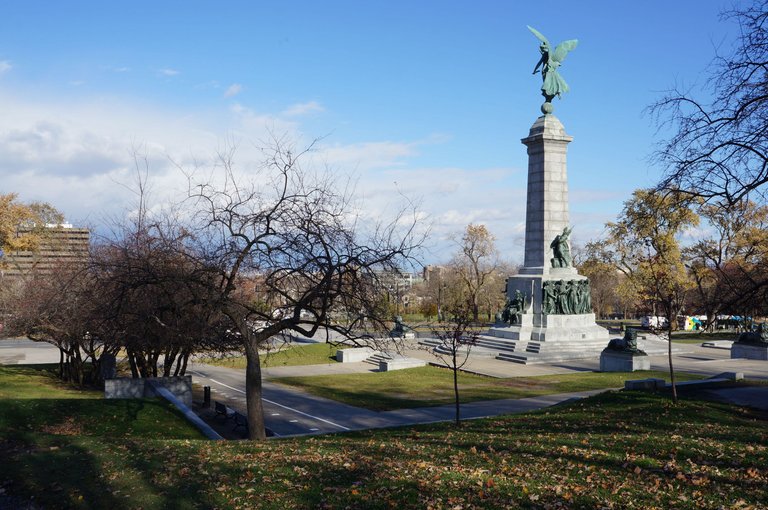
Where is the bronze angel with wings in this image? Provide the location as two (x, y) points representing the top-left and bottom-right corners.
(528, 26), (578, 111)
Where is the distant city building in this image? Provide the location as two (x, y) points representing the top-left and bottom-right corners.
(376, 269), (423, 294)
(422, 264), (446, 284)
(0, 224), (90, 279)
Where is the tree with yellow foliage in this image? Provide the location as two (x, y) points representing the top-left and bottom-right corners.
(606, 189), (700, 402)
(0, 193), (39, 256)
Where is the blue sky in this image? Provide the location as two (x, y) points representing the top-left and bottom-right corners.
(0, 1), (741, 263)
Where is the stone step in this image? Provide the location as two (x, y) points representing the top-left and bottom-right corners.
(363, 351), (394, 365)
(496, 353), (530, 364)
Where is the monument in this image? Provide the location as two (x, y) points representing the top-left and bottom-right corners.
(477, 27), (609, 363)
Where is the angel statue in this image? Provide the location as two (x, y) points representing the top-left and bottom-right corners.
(528, 26), (578, 114)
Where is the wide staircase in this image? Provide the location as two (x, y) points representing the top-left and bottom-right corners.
(419, 333), (541, 364)
(419, 329), (677, 365)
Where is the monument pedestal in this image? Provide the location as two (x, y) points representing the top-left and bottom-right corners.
(731, 343), (768, 360)
(599, 351), (651, 372)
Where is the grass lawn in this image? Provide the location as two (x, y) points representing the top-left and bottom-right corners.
(672, 331), (738, 342)
(200, 342), (339, 369)
(2, 362), (767, 509)
(272, 365), (706, 411)
(0, 365), (206, 509)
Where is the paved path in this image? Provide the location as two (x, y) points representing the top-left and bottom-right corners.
(0, 337), (60, 364)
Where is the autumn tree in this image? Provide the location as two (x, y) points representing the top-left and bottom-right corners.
(650, 1), (768, 205)
(183, 139), (423, 439)
(605, 189), (700, 402)
(684, 200), (768, 326)
(575, 241), (622, 319)
(450, 224), (502, 322)
(0, 194), (64, 260)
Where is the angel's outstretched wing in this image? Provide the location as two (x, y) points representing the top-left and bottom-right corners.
(552, 39), (578, 63)
(527, 25), (549, 47)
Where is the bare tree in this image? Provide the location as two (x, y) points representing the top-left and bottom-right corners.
(650, 1), (768, 205)
(183, 138), (424, 439)
(450, 224), (501, 322)
(428, 301), (482, 426)
(8, 265), (108, 386)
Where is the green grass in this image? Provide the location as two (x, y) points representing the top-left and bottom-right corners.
(200, 342), (340, 369)
(0, 365), (206, 509)
(272, 365), (706, 411)
(3, 381), (767, 509)
(672, 331), (738, 342)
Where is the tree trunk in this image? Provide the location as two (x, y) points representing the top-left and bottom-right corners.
(244, 334), (267, 440)
(174, 351), (189, 376)
(667, 317), (677, 403)
(127, 351), (139, 378)
(452, 345), (461, 427)
(58, 347), (65, 379)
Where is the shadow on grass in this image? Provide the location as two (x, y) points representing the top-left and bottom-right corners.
(0, 396), (208, 509)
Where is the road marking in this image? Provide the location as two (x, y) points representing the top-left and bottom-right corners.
(289, 419), (298, 423)
(197, 375), (351, 431)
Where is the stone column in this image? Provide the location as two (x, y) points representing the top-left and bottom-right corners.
(520, 115), (572, 273)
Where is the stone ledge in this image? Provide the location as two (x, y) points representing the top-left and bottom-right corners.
(336, 347), (376, 362)
(379, 356), (427, 372)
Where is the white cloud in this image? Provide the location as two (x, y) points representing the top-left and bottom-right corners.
(224, 83), (243, 98)
(318, 141), (416, 171)
(0, 60), (12, 74)
(282, 101), (325, 117)
(158, 68), (179, 77)
(0, 90), (564, 264)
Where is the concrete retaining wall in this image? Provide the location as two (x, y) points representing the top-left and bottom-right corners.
(104, 376), (193, 407)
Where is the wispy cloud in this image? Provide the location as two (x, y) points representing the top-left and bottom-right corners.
(224, 83), (242, 98)
(158, 68), (179, 77)
(282, 101), (324, 117)
(0, 60), (12, 74)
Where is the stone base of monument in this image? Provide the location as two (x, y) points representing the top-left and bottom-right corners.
(731, 343), (768, 360)
(478, 312), (610, 364)
(599, 351), (650, 372)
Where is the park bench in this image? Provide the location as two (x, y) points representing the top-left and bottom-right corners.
(232, 411), (249, 435)
(214, 401), (235, 421)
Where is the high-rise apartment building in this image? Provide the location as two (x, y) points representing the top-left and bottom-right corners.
(0, 224), (90, 279)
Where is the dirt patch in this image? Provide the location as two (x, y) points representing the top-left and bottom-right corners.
(40, 417), (83, 436)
